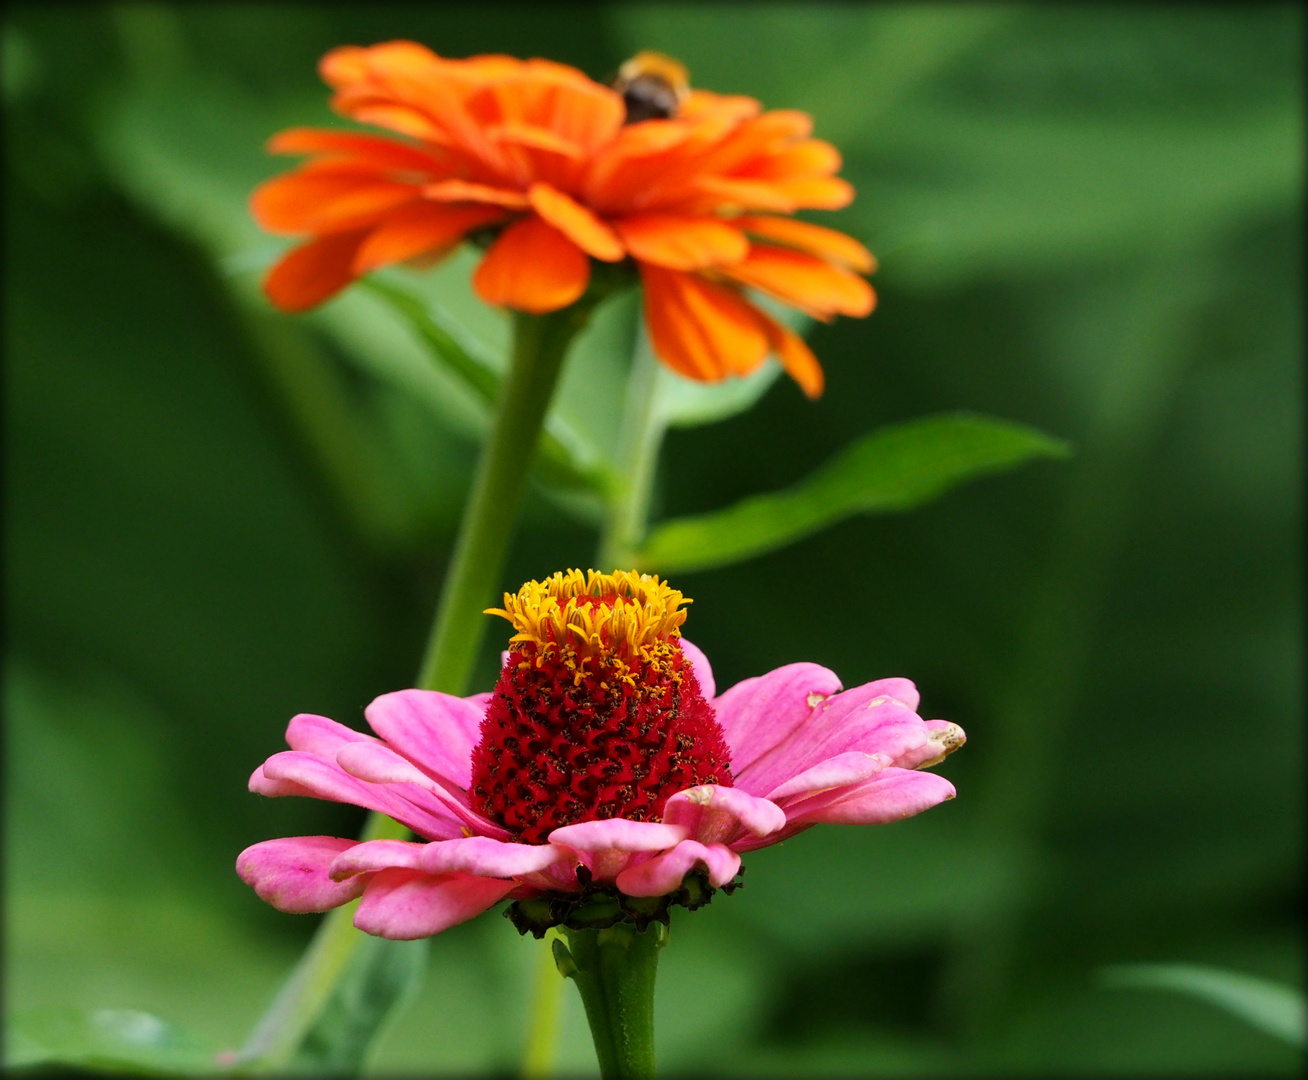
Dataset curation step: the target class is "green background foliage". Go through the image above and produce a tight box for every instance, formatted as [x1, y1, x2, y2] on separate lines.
[4, 3, 1302, 1075]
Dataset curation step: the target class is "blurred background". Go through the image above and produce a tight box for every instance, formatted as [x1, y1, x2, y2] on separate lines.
[4, 3, 1302, 1075]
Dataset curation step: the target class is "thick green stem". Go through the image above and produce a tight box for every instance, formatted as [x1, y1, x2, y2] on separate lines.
[240, 304, 593, 1073]
[555, 924, 665, 1080]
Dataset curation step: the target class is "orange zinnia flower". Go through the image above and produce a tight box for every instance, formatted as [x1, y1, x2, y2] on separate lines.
[251, 45, 876, 398]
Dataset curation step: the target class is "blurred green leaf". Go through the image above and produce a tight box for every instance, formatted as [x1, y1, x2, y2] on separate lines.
[286, 936, 428, 1074]
[653, 358, 783, 429]
[635, 413, 1071, 573]
[1100, 964, 1305, 1048]
[6, 1007, 221, 1075]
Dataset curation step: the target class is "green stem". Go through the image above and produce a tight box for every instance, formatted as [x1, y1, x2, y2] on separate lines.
[239, 303, 594, 1072]
[597, 336, 666, 571]
[555, 924, 665, 1080]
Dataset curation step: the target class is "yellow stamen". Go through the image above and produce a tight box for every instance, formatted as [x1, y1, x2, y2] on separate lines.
[486, 569, 689, 662]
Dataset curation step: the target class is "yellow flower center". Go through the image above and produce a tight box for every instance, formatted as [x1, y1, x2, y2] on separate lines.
[486, 568, 689, 668]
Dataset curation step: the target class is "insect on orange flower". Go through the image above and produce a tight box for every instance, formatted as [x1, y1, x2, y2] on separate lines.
[251, 45, 877, 398]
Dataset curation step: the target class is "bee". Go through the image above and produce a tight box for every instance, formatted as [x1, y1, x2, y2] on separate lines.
[612, 51, 689, 124]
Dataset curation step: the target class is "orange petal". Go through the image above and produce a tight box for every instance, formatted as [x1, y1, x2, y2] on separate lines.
[724, 244, 875, 319]
[320, 41, 441, 88]
[694, 110, 815, 176]
[539, 79, 626, 157]
[472, 216, 590, 313]
[756, 310, 824, 399]
[771, 176, 855, 210]
[527, 183, 624, 262]
[733, 215, 875, 273]
[318, 45, 373, 88]
[327, 45, 512, 175]
[266, 127, 445, 173]
[614, 214, 748, 271]
[353, 203, 505, 274]
[422, 179, 530, 208]
[332, 99, 451, 143]
[678, 90, 762, 124]
[487, 121, 584, 159]
[251, 166, 420, 235]
[743, 140, 842, 180]
[689, 176, 797, 213]
[583, 120, 694, 210]
[263, 230, 369, 313]
[639, 265, 770, 382]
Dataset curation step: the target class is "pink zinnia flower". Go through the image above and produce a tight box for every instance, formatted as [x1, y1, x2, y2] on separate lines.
[237, 571, 964, 939]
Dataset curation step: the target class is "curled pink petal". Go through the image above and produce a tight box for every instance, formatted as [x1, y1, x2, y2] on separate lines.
[353, 868, 516, 939]
[285, 713, 378, 756]
[548, 819, 688, 883]
[364, 689, 484, 789]
[784, 766, 956, 827]
[662, 784, 786, 845]
[237, 836, 366, 913]
[764, 750, 891, 802]
[329, 838, 426, 881]
[418, 835, 567, 878]
[679, 637, 715, 700]
[892, 720, 967, 770]
[547, 819, 688, 852]
[615, 840, 741, 896]
[336, 741, 435, 786]
[333, 742, 510, 840]
[252, 750, 466, 840]
[713, 662, 843, 782]
[738, 681, 929, 796]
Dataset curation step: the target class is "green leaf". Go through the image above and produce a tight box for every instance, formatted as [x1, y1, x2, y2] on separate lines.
[288, 936, 430, 1074]
[634, 413, 1071, 573]
[358, 278, 617, 500]
[1100, 964, 1305, 1048]
[6, 1008, 222, 1075]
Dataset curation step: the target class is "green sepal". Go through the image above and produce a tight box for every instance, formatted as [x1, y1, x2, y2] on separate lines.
[504, 867, 744, 937]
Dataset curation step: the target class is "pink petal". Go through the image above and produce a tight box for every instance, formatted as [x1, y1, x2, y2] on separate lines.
[284, 713, 378, 756]
[237, 836, 366, 913]
[548, 819, 688, 884]
[737, 681, 930, 797]
[255, 751, 375, 802]
[329, 838, 426, 881]
[252, 751, 465, 841]
[892, 720, 967, 770]
[713, 662, 843, 783]
[679, 637, 715, 700]
[615, 840, 741, 896]
[336, 741, 437, 786]
[364, 689, 484, 790]
[661, 784, 786, 845]
[332, 742, 510, 840]
[418, 836, 567, 878]
[353, 868, 516, 939]
[763, 750, 891, 802]
[784, 767, 956, 827]
[548, 819, 688, 852]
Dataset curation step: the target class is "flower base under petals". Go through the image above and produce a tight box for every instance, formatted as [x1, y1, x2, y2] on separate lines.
[505, 865, 742, 938]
